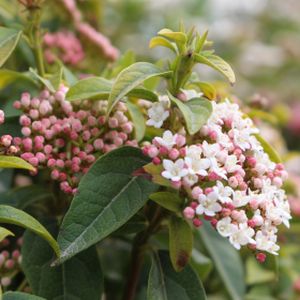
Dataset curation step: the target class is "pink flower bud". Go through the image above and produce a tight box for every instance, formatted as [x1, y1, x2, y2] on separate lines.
[20, 115, 31, 126]
[253, 178, 263, 189]
[175, 134, 186, 147]
[273, 177, 283, 188]
[5, 259, 15, 269]
[13, 100, 21, 109]
[51, 169, 60, 180]
[148, 146, 159, 158]
[108, 117, 118, 128]
[21, 127, 31, 137]
[183, 207, 195, 219]
[168, 148, 180, 160]
[256, 252, 266, 263]
[121, 122, 133, 134]
[1, 277, 11, 287]
[228, 176, 239, 188]
[193, 219, 203, 228]
[93, 139, 104, 150]
[152, 157, 161, 165]
[192, 186, 203, 199]
[20, 92, 31, 107]
[1, 135, 12, 147]
[36, 152, 46, 163]
[171, 180, 181, 189]
[29, 109, 39, 119]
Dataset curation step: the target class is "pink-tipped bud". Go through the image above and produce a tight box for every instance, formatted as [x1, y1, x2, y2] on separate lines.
[228, 176, 239, 188]
[1, 135, 12, 147]
[183, 207, 195, 219]
[273, 177, 283, 188]
[191, 186, 202, 199]
[168, 148, 180, 160]
[21, 127, 31, 137]
[1, 277, 11, 287]
[256, 252, 266, 263]
[19, 115, 31, 126]
[5, 259, 15, 269]
[108, 117, 119, 128]
[171, 180, 181, 189]
[175, 134, 186, 147]
[210, 218, 218, 227]
[193, 218, 203, 228]
[148, 146, 159, 158]
[247, 156, 257, 168]
[152, 157, 161, 165]
[247, 219, 257, 228]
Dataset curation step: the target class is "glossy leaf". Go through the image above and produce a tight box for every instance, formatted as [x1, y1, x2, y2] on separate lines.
[0, 156, 35, 171]
[168, 92, 212, 135]
[66, 76, 112, 101]
[194, 53, 235, 84]
[57, 146, 158, 264]
[149, 36, 177, 53]
[22, 224, 103, 300]
[0, 205, 60, 256]
[0, 27, 22, 67]
[147, 250, 207, 300]
[128, 88, 158, 102]
[126, 101, 146, 141]
[198, 221, 245, 300]
[0, 226, 14, 242]
[107, 62, 172, 115]
[62, 65, 78, 85]
[149, 191, 182, 212]
[3, 292, 45, 300]
[169, 216, 193, 272]
[254, 134, 281, 163]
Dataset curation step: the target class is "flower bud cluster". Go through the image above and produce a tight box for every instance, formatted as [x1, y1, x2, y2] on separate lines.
[0, 237, 22, 289]
[144, 97, 291, 258]
[2, 85, 136, 194]
[43, 31, 85, 66]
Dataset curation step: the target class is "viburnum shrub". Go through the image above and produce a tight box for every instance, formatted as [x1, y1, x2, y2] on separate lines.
[0, 1, 292, 299]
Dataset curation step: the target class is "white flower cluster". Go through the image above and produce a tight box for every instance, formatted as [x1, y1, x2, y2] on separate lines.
[144, 95, 291, 256]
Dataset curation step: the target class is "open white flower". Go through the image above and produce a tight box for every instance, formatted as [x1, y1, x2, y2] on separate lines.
[214, 181, 233, 203]
[146, 101, 169, 128]
[154, 130, 177, 149]
[185, 157, 210, 177]
[229, 223, 256, 250]
[162, 159, 188, 181]
[186, 145, 202, 160]
[196, 191, 222, 216]
[217, 217, 236, 237]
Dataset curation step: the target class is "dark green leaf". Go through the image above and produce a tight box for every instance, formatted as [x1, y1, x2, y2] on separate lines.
[168, 92, 212, 135]
[149, 191, 182, 212]
[22, 223, 103, 300]
[57, 146, 158, 264]
[0, 205, 60, 256]
[198, 221, 245, 300]
[147, 250, 207, 300]
[169, 216, 193, 272]
[107, 62, 172, 115]
[0, 27, 22, 67]
[190, 249, 212, 281]
[126, 101, 146, 141]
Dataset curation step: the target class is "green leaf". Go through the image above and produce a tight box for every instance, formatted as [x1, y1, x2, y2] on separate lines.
[107, 62, 172, 115]
[128, 88, 158, 102]
[195, 31, 208, 53]
[157, 29, 187, 52]
[168, 92, 212, 135]
[190, 249, 212, 281]
[48, 67, 63, 91]
[147, 250, 207, 300]
[188, 81, 216, 100]
[149, 36, 177, 53]
[62, 65, 78, 85]
[0, 156, 35, 171]
[3, 292, 45, 300]
[126, 101, 146, 141]
[169, 216, 193, 272]
[22, 222, 103, 300]
[29, 68, 55, 93]
[66, 76, 112, 101]
[57, 146, 158, 264]
[247, 109, 278, 125]
[0, 205, 60, 256]
[0, 69, 37, 89]
[198, 221, 245, 300]
[143, 163, 172, 187]
[254, 134, 281, 163]
[194, 53, 236, 84]
[149, 191, 182, 212]
[0, 226, 14, 242]
[0, 27, 22, 67]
